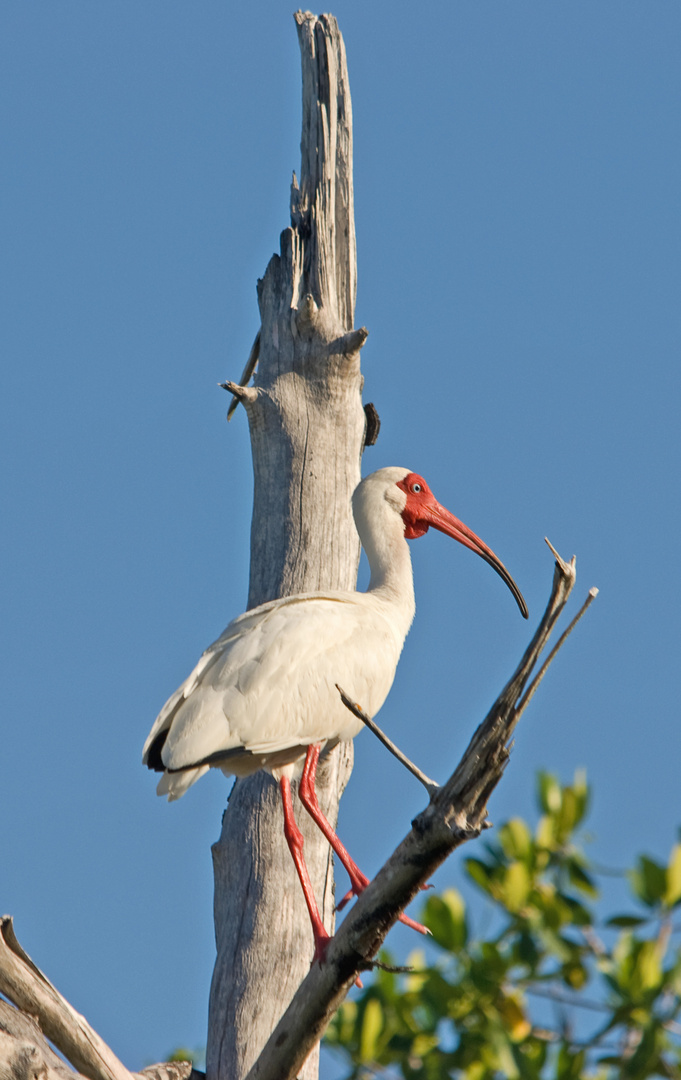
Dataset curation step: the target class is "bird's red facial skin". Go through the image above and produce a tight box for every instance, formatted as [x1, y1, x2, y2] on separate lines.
[397, 473, 432, 539]
[396, 470, 529, 618]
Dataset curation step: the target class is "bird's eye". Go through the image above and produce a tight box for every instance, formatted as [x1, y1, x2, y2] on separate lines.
[411, 483, 422, 493]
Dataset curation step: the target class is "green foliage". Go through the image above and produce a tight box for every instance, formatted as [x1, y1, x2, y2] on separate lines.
[325, 772, 681, 1079]
[166, 1047, 201, 1065]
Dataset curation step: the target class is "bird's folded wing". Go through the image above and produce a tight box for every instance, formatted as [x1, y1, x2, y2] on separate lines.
[151, 595, 399, 772]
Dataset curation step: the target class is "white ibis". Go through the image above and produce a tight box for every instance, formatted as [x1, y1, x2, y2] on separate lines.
[143, 467, 527, 960]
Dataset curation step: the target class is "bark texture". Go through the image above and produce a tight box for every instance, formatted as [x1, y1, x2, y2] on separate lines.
[207, 14, 367, 1080]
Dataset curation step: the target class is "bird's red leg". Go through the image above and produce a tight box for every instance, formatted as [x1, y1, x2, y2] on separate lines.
[280, 775, 330, 964]
[299, 745, 429, 937]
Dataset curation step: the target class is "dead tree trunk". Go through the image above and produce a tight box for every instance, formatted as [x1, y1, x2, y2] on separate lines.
[206, 14, 367, 1080]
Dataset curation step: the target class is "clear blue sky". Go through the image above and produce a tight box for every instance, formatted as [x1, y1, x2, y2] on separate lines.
[2, 3, 679, 1076]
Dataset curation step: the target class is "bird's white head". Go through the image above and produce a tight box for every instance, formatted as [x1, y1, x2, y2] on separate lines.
[353, 467, 528, 618]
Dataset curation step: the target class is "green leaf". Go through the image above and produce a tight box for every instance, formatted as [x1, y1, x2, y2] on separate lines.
[465, 857, 495, 894]
[167, 1048, 198, 1064]
[404, 948, 428, 993]
[496, 992, 532, 1042]
[536, 927, 575, 963]
[629, 855, 668, 907]
[516, 932, 541, 969]
[563, 961, 588, 989]
[423, 888, 467, 950]
[556, 1043, 586, 1079]
[634, 940, 663, 993]
[556, 892, 592, 927]
[498, 819, 533, 862]
[571, 767, 590, 826]
[535, 814, 556, 851]
[483, 1024, 520, 1078]
[325, 1000, 358, 1050]
[558, 787, 579, 836]
[536, 772, 561, 814]
[566, 859, 599, 899]
[606, 914, 649, 928]
[358, 997, 383, 1062]
[421, 967, 458, 1016]
[502, 861, 532, 913]
[664, 843, 681, 906]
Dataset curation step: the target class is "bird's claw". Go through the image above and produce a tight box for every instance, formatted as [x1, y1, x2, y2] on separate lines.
[336, 887, 355, 912]
[398, 913, 431, 937]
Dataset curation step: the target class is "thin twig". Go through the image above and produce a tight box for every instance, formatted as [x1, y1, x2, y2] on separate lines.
[524, 985, 611, 1014]
[336, 685, 440, 795]
[515, 586, 598, 720]
[366, 960, 413, 975]
[224, 330, 260, 419]
[218, 381, 258, 406]
[581, 925, 608, 958]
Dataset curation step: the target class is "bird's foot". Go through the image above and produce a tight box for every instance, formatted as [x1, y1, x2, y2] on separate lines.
[336, 887, 354, 912]
[336, 876, 369, 912]
[336, 880, 430, 937]
[338, 880, 432, 908]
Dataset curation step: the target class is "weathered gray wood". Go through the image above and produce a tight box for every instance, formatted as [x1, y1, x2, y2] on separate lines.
[0, 1031, 49, 1080]
[0, 955, 198, 1080]
[245, 553, 598, 1080]
[137, 1065, 195, 1080]
[206, 13, 366, 1080]
[0, 1000, 80, 1080]
[0, 919, 135, 1080]
[0, 921, 203, 1080]
[244, 11, 365, 610]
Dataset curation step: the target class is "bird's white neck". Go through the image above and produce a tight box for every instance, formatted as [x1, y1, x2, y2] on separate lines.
[355, 499, 416, 640]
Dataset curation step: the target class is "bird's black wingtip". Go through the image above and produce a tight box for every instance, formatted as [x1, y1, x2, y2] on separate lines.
[145, 730, 168, 773]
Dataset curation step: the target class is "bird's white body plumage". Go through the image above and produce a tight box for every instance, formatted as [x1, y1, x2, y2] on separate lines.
[143, 468, 416, 799]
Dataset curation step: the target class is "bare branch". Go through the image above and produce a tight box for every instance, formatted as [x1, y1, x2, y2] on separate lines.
[225, 330, 260, 420]
[515, 585, 598, 719]
[245, 546, 597, 1080]
[138, 1065, 196, 1080]
[0, 954, 199, 1080]
[336, 685, 439, 796]
[0, 999, 81, 1080]
[218, 381, 259, 407]
[338, 327, 368, 356]
[0, 918, 135, 1080]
